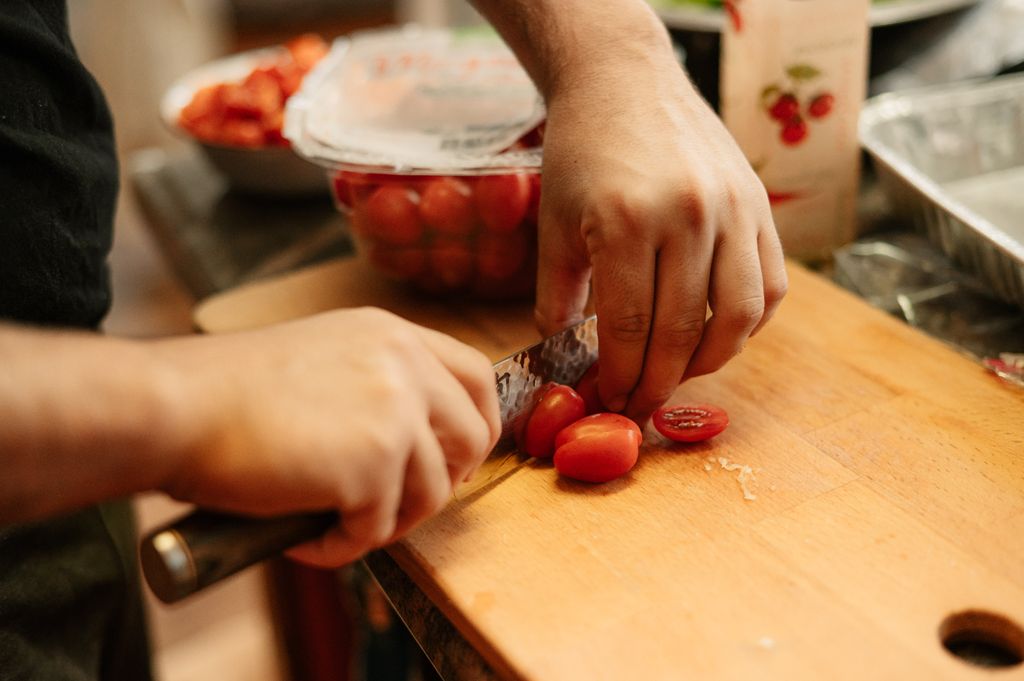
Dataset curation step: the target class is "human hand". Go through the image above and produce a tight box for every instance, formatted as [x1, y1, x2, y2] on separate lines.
[152, 308, 500, 568]
[534, 30, 787, 421]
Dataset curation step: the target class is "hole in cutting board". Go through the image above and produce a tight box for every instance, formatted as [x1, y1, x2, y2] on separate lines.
[939, 610, 1024, 669]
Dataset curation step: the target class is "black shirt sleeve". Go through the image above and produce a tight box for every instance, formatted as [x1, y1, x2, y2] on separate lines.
[0, 0, 117, 329]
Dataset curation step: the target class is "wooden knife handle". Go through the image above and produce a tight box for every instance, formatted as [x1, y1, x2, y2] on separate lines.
[139, 509, 337, 603]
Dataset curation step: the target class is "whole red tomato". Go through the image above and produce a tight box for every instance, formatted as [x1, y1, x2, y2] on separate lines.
[522, 384, 586, 458]
[573, 361, 604, 415]
[475, 173, 531, 233]
[553, 413, 642, 483]
[653, 404, 729, 443]
[362, 185, 424, 246]
[368, 246, 427, 280]
[419, 177, 477, 237]
[477, 230, 528, 281]
[428, 237, 475, 289]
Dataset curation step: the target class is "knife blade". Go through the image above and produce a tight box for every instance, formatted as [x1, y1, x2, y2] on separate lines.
[140, 315, 598, 603]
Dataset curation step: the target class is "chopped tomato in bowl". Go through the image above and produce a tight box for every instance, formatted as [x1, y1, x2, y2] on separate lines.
[162, 34, 329, 195]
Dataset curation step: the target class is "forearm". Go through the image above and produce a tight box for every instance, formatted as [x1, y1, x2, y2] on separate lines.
[468, 0, 677, 99]
[0, 323, 189, 523]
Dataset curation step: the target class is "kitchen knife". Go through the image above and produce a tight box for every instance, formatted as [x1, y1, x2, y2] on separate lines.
[140, 315, 598, 603]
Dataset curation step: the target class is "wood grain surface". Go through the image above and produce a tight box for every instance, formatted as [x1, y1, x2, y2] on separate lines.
[195, 257, 1024, 680]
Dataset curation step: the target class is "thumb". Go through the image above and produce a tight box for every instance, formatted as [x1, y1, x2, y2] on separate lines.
[534, 211, 591, 337]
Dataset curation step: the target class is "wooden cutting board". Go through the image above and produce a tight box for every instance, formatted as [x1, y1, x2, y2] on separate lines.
[195, 257, 1024, 680]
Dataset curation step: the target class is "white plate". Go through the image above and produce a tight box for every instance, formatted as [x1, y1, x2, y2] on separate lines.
[655, 0, 981, 32]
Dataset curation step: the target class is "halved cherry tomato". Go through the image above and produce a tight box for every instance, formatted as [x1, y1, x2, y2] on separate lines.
[362, 185, 423, 246]
[573, 361, 603, 415]
[553, 413, 641, 483]
[419, 177, 477, 237]
[475, 173, 531, 233]
[653, 404, 729, 443]
[522, 384, 586, 458]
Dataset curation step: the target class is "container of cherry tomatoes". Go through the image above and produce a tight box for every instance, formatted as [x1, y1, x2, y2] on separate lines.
[331, 164, 541, 298]
[285, 26, 547, 298]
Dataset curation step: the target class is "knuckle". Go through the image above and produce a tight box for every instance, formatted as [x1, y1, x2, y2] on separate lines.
[657, 316, 706, 352]
[672, 185, 709, 230]
[607, 312, 653, 345]
[765, 275, 789, 306]
[721, 295, 765, 331]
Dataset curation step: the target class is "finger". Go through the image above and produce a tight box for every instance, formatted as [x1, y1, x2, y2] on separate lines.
[589, 229, 657, 413]
[389, 421, 452, 541]
[624, 235, 712, 421]
[286, 492, 400, 569]
[683, 227, 765, 379]
[413, 327, 501, 456]
[534, 211, 592, 337]
[286, 451, 406, 568]
[750, 224, 788, 337]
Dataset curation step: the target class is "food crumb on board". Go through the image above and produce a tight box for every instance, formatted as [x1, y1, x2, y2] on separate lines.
[703, 459, 714, 472]
[757, 636, 776, 650]
[711, 456, 758, 501]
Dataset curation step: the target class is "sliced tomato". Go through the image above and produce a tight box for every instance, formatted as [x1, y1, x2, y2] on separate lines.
[419, 177, 477, 237]
[475, 173, 531, 233]
[522, 384, 586, 458]
[653, 404, 729, 443]
[553, 413, 641, 483]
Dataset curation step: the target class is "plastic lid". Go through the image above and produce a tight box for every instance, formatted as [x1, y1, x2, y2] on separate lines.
[285, 25, 545, 174]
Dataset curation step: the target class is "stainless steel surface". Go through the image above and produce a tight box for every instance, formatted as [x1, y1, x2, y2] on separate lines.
[859, 73, 1024, 309]
[654, 0, 981, 31]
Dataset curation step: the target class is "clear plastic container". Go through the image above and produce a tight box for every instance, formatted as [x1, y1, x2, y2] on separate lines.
[285, 26, 547, 298]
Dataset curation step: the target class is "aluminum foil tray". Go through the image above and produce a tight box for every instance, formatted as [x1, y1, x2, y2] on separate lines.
[859, 73, 1024, 309]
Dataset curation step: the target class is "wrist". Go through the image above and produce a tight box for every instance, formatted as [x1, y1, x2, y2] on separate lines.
[541, 3, 677, 101]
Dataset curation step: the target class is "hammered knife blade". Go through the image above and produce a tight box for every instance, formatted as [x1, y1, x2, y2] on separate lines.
[140, 316, 599, 603]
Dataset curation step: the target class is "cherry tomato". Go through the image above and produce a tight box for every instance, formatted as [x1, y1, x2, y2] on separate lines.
[477, 230, 528, 281]
[429, 237, 475, 289]
[522, 384, 586, 458]
[553, 413, 642, 483]
[368, 246, 427, 280]
[363, 185, 424, 246]
[525, 173, 541, 224]
[419, 177, 477, 237]
[554, 412, 642, 450]
[573, 361, 603, 415]
[475, 173, 531, 233]
[653, 404, 729, 443]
